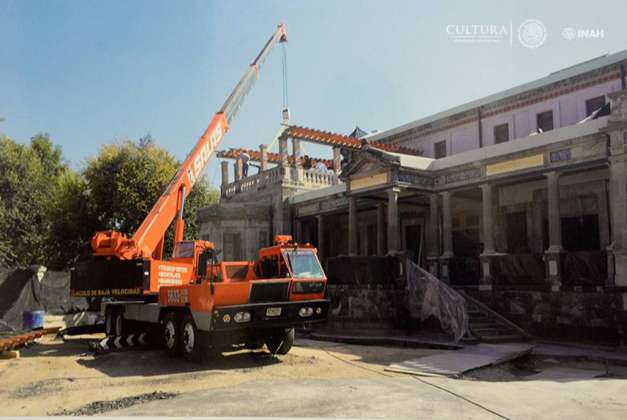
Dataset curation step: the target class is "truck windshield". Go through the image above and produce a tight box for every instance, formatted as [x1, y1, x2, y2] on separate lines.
[283, 250, 325, 279]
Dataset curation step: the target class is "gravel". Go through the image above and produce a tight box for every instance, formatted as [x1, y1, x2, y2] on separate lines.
[52, 391, 177, 416]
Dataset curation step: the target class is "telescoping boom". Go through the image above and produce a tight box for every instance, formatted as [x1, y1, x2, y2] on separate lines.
[91, 24, 289, 261]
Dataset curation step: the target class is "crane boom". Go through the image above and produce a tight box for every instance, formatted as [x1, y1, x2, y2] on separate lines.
[92, 24, 288, 259]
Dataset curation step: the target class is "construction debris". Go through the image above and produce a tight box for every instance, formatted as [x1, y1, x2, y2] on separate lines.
[0, 327, 60, 353]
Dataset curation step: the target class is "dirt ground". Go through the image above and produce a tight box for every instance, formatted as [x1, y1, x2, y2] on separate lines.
[0, 334, 435, 416]
[1, 333, 627, 418]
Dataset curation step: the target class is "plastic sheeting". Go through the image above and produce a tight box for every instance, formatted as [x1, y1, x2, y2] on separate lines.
[405, 260, 468, 342]
[0, 267, 88, 332]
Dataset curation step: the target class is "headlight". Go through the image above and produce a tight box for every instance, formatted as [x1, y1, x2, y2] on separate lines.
[234, 311, 251, 323]
[298, 307, 314, 317]
[222, 314, 231, 323]
[315, 307, 322, 315]
[292, 281, 325, 294]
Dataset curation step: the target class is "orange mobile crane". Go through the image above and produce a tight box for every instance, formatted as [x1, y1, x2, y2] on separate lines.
[70, 24, 329, 360]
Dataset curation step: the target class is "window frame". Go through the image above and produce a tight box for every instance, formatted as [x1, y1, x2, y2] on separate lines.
[493, 123, 510, 144]
[585, 95, 606, 117]
[434, 140, 447, 159]
[536, 110, 554, 132]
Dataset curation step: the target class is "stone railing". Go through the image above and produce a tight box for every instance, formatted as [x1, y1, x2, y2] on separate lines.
[299, 168, 339, 186]
[221, 166, 283, 198]
[222, 165, 340, 198]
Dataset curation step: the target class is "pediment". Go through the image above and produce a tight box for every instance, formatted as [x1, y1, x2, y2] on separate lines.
[341, 149, 398, 181]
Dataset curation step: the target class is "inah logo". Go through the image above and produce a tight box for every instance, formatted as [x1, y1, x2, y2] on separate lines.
[562, 27, 605, 40]
[562, 27, 577, 41]
[518, 19, 547, 49]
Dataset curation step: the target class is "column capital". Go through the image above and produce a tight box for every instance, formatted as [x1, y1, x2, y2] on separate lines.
[544, 170, 561, 180]
[440, 190, 452, 200]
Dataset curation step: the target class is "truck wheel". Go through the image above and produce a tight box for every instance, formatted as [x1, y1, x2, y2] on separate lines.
[265, 328, 295, 355]
[162, 312, 181, 357]
[181, 313, 202, 362]
[113, 308, 124, 337]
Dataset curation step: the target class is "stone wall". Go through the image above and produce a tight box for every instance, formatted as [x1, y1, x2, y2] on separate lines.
[469, 289, 622, 344]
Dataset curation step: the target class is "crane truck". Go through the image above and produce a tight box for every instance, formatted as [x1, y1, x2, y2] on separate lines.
[70, 24, 329, 361]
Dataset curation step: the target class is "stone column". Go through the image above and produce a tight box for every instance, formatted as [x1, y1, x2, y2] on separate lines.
[441, 191, 454, 258]
[376, 203, 385, 256]
[603, 89, 627, 344]
[479, 184, 496, 291]
[259, 144, 268, 171]
[292, 138, 301, 167]
[234, 159, 242, 182]
[292, 138, 301, 183]
[333, 147, 342, 175]
[279, 136, 289, 169]
[220, 161, 229, 187]
[348, 196, 358, 255]
[316, 215, 325, 261]
[427, 194, 440, 276]
[545, 171, 563, 291]
[440, 191, 454, 283]
[387, 188, 400, 253]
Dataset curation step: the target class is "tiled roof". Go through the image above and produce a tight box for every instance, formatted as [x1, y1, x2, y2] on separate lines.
[284, 125, 420, 155]
[217, 148, 335, 168]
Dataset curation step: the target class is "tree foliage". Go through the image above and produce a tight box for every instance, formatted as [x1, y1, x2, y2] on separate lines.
[0, 134, 218, 269]
[80, 139, 217, 257]
[0, 134, 67, 267]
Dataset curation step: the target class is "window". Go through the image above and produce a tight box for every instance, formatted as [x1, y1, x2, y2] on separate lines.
[223, 233, 242, 260]
[283, 250, 325, 279]
[172, 241, 195, 259]
[434, 140, 447, 159]
[585, 96, 606, 117]
[536, 110, 554, 132]
[494, 123, 509, 144]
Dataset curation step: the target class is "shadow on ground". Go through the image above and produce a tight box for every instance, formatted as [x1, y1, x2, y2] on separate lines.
[20, 335, 283, 377]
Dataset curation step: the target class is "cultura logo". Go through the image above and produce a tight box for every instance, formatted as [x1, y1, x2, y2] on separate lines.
[445, 19, 548, 49]
[518, 19, 547, 49]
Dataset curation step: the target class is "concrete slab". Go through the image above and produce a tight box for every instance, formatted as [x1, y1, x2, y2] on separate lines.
[106, 378, 493, 418]
[386, 343, 534, 378]
[526, 367, 604, 382]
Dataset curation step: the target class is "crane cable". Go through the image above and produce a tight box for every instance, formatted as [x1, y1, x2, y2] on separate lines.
[282, 41, 289, 110]
[268, 42, 290, 153]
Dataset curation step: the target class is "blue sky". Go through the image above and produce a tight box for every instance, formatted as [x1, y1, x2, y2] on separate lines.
[2, 0, 626, 187]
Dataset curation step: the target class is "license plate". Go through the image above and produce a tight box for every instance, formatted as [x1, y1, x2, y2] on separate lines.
[266, 307, 282, 317]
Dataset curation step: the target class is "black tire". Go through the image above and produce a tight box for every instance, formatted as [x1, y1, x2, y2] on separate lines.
[113, 307, 125, 337]
[162, 311, 182, 357]
[265, 328, 295, 355]
[181, 312, 202, 362]
[104, 306, 115, 337]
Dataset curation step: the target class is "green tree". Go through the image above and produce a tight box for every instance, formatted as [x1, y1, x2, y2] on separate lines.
[47, 171, 97, 267]
[1, 134, 218, 268]
[80, 139, 217, 257]
[0, 134, 67, 268]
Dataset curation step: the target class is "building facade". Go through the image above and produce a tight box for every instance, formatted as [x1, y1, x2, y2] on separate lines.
[200, 50, 627, 343]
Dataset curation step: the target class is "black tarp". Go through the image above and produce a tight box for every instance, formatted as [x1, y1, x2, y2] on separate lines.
[0, 267, 88, 332]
